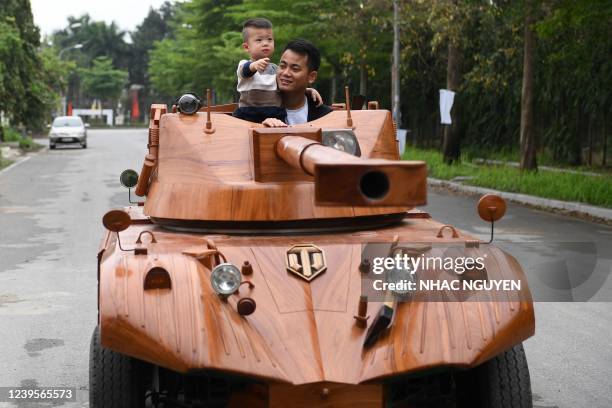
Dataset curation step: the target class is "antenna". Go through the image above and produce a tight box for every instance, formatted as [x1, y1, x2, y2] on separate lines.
[204, 88, 215, 134]
[345, 86, 353, 128]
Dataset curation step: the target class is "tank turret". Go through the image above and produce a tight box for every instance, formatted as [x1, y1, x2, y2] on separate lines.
[134, 101, 427, 230]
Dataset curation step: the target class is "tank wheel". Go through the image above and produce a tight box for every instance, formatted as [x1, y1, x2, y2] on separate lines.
[456, 343, 532, 408]
[89, 326, 147, 408]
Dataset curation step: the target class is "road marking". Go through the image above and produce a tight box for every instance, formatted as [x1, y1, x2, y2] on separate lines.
[0, 156, 32, 176]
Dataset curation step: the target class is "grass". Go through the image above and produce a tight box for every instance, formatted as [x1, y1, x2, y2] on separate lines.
[0, 151, 13, 170]
[1, 126, 44, 152]
[403, 147, 612, 209]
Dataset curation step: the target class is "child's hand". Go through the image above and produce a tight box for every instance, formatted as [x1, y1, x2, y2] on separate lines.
[250, 58, 270, 73]
[306, 87, 323, 106]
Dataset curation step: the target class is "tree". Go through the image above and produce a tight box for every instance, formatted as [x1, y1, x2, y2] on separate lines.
[80, 57, 128, 106]
[0, 0, 46, 133]
[52, 15, 129, 69]
[519, 0, 537, 171]
[129, 3, 176, 87]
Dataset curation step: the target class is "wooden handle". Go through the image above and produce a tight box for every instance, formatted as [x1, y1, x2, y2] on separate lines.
[135, 154, 156, 197]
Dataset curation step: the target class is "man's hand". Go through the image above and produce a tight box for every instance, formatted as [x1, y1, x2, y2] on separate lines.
[250, 58, 270, 73]
[262, 118, 287, 127]
[306, 87, 323, 106]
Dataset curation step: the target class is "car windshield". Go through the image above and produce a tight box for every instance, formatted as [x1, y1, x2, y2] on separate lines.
[52, 117, 83, 127]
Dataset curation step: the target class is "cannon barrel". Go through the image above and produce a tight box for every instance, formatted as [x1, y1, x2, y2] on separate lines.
[275, 135, 427, 207]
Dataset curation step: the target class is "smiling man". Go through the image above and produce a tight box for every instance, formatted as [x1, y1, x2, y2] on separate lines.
[262, 39, 332, 127]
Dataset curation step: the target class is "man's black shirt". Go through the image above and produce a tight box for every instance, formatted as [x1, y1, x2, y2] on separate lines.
[307, 97, 333, 122]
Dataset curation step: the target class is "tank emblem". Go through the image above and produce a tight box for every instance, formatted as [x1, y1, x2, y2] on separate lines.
[286, 244, 327, 282]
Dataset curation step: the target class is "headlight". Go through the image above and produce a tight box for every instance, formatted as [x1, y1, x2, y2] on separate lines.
[322, 129, 361, 156]
[210, 263, 241, 295]
[176, 93, 202, 115]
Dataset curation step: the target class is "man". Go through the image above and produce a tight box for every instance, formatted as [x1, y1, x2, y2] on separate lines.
[262, 39, 332, 127]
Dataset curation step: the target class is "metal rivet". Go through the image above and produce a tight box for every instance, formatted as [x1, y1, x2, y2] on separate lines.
[237, 297, 256, 316]
[241, 261, 253, 275]
[359, 258, 371, 274]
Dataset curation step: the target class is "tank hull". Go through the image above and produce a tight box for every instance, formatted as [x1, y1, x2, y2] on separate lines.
[98, 207, 535, 387]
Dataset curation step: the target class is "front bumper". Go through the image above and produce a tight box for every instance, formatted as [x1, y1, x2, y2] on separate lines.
[50, 135, 86, 144]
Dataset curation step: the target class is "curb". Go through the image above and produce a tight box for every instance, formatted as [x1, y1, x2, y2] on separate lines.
[0, 141, 46, 176]
[428, 178, 612, 223]
[0, 155, 32, 175]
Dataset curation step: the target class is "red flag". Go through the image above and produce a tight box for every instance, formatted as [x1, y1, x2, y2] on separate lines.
[131, 91, 140, 120]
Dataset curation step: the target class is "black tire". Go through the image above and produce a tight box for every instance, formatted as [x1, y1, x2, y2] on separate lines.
[49, 144, 56, 150]
[89, 326, 147, 408]
[456, 343, 532, 408]
[82, 143, 87, 149]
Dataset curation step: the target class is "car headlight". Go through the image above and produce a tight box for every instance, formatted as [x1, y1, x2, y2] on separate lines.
[322, 129, 361, 156]
[176, 93, 202, 115]
[210, 263, 241, 295]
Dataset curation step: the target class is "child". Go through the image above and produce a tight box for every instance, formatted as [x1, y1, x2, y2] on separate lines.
[233, 18, 321, 123]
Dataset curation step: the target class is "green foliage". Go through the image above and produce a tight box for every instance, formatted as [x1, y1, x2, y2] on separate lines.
[80, 57, 128, 104]
[1, 126, 23, 142]
[0, 0, 47, 131]
[129, 3, 176, 86]
[52, 15, 128, 70]
[403, 147, 612, 208]
[18, 136, 35, 149]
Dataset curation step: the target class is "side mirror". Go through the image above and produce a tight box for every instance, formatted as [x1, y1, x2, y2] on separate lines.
[85, 123, 90, 128]
[119, 169, 139, 188]
[102, 210, 140, 253]
[46, 124, 51, 129]
[477, 194, 506, 222]
[477, 194, 506, 243]
[102, 210, 131, 232]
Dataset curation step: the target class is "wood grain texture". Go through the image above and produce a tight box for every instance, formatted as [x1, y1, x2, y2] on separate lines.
[99, 206, 535, 385]
[143, 110, 418, 222]
[135, 154, 155, 197]
[252, 128, 322, 182]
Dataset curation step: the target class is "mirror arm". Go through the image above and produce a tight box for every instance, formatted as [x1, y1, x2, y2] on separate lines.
[128, 188, 144, 205]
[488, 219, 495, 244]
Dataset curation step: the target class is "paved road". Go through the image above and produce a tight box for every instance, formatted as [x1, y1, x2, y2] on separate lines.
[0, 129, 611, 407]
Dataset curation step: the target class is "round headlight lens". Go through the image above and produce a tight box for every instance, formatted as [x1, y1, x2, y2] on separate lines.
[322, 130, 360, 156]
[177, 93, 202, 115]
[210, 263, 241, 295]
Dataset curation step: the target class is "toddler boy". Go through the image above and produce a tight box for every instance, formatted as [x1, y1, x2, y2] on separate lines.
[233, 18, 285, 123]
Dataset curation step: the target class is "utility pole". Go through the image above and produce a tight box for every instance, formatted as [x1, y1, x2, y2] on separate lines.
[58, 43, 83, 116]
[392, 0, 401, 127]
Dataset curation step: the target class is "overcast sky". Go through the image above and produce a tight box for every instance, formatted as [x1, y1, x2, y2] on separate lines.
[31, 0, 172, 38]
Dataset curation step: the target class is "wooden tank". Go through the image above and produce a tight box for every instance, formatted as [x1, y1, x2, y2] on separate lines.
[93, 100, 535, 407]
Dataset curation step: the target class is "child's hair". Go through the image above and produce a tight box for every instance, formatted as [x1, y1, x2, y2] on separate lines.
[242, 18, 273, 42]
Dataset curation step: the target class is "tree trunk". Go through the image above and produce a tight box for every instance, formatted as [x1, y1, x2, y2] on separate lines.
[519, 1, 537, 171]
[603, 111, 608, 166]
[442, 38, 461, 164]
[359, 60, 367, 97]
[331, 71, 337, 104]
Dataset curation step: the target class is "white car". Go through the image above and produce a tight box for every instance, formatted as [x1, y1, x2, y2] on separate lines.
[49, 116, 88, 149]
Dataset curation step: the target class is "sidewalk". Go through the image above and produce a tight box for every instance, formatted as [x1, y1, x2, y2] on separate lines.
[429, 178, 612, 223]
[0, 139, 45, 174]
